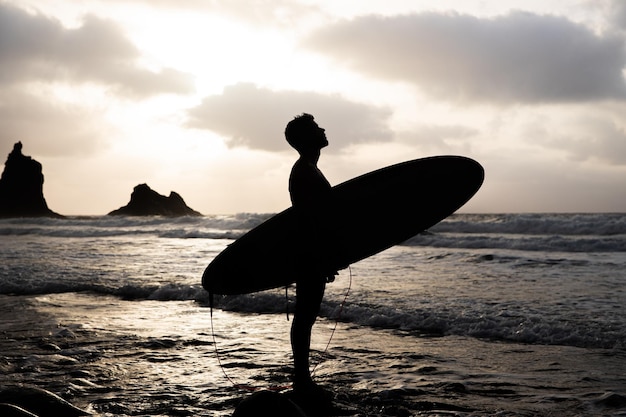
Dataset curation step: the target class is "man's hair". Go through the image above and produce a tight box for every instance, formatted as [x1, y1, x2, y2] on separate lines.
[285, 113, 315, 151]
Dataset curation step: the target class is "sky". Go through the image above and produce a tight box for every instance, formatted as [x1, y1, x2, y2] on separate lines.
[1, 0, 626, 215]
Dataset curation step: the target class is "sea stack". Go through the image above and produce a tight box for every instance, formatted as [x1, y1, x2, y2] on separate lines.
[0, 142, 62, 218]
[108, 183, 201, 216]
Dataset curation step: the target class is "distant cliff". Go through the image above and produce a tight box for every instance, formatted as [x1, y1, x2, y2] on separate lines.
[0, 142, 62, 218]
[108, 183, 201, 216]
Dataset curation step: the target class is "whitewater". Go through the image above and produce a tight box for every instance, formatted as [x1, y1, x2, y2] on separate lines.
[1, 213, 625, 416]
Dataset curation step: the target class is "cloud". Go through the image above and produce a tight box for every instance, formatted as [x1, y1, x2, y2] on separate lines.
[186, 83, 393, 152]
[0, 88, 107, 157]
[547, 116, 626, 165]
[0, 3, 194, 97]
[604, 0, 626, 31]
[397, 125, 478, 152]
[95, 0, 323, 27]
[302, 11, 626, 104]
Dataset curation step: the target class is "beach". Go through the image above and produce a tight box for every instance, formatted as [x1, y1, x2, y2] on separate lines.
[1, 213, 625, 416]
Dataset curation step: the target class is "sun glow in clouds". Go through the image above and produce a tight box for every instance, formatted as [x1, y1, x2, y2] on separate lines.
[2, 0, 626, 214]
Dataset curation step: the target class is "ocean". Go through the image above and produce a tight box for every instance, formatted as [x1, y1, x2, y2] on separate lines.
[1, 213, 625, 416]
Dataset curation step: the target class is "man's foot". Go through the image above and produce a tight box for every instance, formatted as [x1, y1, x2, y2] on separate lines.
[288, 385, 358, 416]
[294, 381, 333, 400]
[289, 381, 334, 414]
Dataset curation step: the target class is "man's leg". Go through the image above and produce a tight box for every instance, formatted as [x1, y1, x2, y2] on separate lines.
[291, 275, 325, 391]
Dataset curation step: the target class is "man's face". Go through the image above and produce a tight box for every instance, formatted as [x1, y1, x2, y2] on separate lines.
[308, 121, 328, 149]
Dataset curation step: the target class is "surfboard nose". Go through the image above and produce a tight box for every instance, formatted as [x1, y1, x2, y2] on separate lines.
[458, 156, 485, 193]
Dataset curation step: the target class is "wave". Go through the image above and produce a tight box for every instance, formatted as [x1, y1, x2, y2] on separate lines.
[403, 232, 626, 252]
[320, 299, 625, 351]
[432, 213, 626, 236]
[0, 213, 270, 239]
[1, 213, 624, 252]
[209, 292, 625, 351]
[3, 279, 622, 351]
[403, 213, 626, 252]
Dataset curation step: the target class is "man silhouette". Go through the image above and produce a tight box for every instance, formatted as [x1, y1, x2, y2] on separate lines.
[285, 113, 336, 404]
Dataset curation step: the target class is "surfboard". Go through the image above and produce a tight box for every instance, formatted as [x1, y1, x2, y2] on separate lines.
[202, 156, 484, 295]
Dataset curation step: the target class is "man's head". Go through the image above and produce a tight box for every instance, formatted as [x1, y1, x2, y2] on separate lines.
[285, 113, 328, 154]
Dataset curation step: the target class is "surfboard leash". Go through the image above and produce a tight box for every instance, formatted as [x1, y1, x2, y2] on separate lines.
[311, 265, 352, 377]
[209, 266, 353, 392]
[209, 294, 294, 392]
[209, 304, 292, 392]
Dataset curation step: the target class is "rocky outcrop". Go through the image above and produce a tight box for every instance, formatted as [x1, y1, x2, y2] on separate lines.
[108, 183, 201, 216]
[0, 142, 62, 218]
[0, 385, 89, 416]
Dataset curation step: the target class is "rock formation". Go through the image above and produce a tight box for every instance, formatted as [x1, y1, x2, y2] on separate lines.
[0, 385, 89, 417]
[0, 142, 62, 218]
[108, 183, 201, 216]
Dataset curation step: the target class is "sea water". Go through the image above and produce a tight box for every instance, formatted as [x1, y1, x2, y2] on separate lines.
[1, 213, 625, 416]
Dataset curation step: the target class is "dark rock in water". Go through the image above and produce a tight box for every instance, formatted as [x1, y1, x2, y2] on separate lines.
[594, 392, 626, 408]
[0, 403, 39, 417]
[0, 142, 62, 218]
[233, 391, 306, 417]
[0, 385, 89, 416]
[108, 183, 201, 216]
[232, 389, 360, 417]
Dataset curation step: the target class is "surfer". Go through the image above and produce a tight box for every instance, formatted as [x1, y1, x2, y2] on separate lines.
[285, 113, 336, 404]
